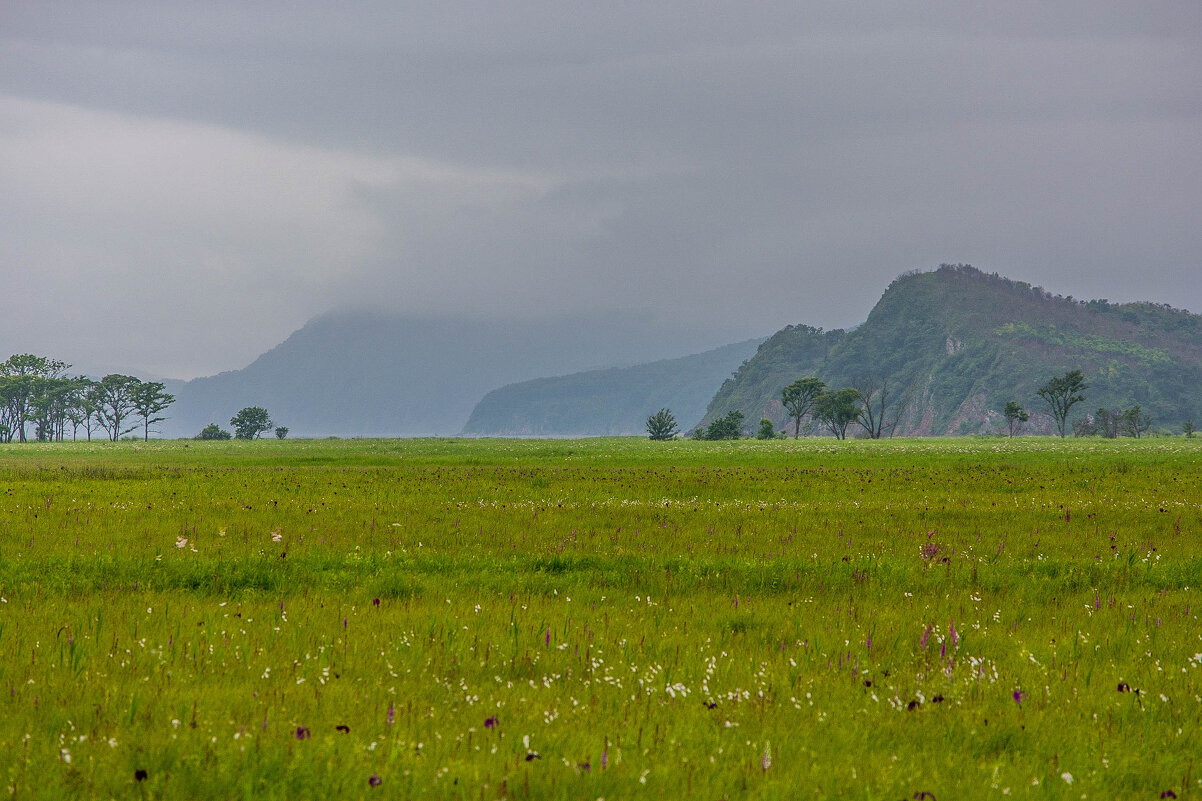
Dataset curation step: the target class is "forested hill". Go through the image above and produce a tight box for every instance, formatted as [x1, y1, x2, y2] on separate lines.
[463, 339, 763, 436]
[701, 264, 1202, 435]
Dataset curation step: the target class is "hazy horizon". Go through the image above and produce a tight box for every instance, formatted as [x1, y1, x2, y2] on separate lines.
[3, 1, 1199, 379]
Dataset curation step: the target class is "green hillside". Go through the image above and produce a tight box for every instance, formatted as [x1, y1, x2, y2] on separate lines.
[463, 339, 763, 436]
[701, 264, 1202, 435]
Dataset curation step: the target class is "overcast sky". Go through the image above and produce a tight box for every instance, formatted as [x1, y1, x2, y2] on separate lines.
[2, 1, 1200, 378]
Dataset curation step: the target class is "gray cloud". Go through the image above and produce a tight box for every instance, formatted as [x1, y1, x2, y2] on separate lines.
[2, 1, 1200, 377]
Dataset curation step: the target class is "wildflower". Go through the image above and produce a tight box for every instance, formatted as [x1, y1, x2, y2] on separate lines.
[578, 761, 591, 772]
[1012, 690, 1026, 703]
[483, 715, 498, 729]
[1117, 682, 1130, 693]
[368, 774, 382, 788]
[761, 741, 771, 772]
[525, 752, 541, 761]
[948, 619, 959, 647]
[336, 725, 350, 734]
[545, 629, 551, 646]
[295, 726, 311, 740]
[1060, 772, 1073, 784]
[1161, 791, 1179, 799]
[134, 769, 148, 782]
[387, 703, 395, 726]
[175, 537, 187, 549]
[372, 598, 380, 607]
[601, 748, 608, 770]
[271, 530, 283, 543]
[919, 625, 932, 650]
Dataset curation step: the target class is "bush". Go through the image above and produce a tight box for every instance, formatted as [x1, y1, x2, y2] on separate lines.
[756, 418, 776, 439]
[196, 424, 232, 440]
[703, 410, 745, 440]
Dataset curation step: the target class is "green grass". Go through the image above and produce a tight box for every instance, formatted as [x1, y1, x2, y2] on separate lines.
[1, 436, 1200, 799]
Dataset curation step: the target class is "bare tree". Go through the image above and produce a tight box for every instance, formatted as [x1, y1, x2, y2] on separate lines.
[854, 377, 905, 439]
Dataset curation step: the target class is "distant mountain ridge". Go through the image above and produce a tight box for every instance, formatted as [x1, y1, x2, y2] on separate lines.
[160, 311, 763, 438]
[463, 339, 764, 436]
[701, 265, 1202, 435]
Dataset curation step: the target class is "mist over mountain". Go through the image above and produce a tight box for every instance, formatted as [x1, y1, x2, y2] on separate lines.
[701, 265, 1202, 435]
[161, 311, 762, 438]
[463, 339, 763, 436]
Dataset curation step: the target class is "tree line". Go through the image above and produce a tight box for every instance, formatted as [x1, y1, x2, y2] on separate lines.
[0, 354, 174, 442]
[1008, 369, 1166, 439]
[1, 353, 289, 443]
[648, 369, 1193, 441]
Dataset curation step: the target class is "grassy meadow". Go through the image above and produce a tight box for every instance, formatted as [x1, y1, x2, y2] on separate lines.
[1, 436, 1200, 799]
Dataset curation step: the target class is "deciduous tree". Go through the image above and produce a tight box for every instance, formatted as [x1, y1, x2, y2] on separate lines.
[1002, 401, 1029, 437]
[814, 388, 861, 440]
[1037, 370, 1087, 438]
[230, 406, 274, 439]
[91, 374, 142, 442]
[132, 382, 175, 441]
[781, 377, 825, 439]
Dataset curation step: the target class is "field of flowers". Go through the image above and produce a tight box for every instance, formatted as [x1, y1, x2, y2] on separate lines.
[1, 436, 1199, 799]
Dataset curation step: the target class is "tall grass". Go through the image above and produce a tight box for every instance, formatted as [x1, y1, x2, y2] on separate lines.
[0, 437, 1199, 798]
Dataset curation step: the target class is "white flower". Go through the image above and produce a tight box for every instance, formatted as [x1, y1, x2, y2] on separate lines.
[175, 537, 187, 549]
[1060, 772, 1073, 784]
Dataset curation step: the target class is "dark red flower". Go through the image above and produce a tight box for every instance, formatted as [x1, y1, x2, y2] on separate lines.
[295, 726, 311, 740]
[368, 774, 382, 787]
[134, 769, 148, 782]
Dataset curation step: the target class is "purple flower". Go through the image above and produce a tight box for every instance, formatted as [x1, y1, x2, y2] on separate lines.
[919, 625, 932, 650]
[387, 703, 395, 726]
[368, 774, 382, 788]
[1161, 791, 1178, 799]
[336, 724, 350, 733]
[295, 726, 311, 740]
[545, 629, 551, 646]
[948, 619, 959, 647]
[483, 715, 497, 729]
[601, 749, 608, 770]
[372, 598, 380, 607]
[1012, 690, 1026, 704]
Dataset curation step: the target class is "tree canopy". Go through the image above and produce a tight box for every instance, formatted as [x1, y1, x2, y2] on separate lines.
[230, 407, 274, 439]
[1037, 370, 1087, 438]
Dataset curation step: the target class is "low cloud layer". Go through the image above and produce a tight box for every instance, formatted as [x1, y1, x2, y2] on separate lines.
[2, 1, 1199, 378]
